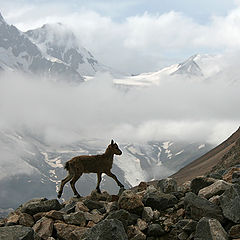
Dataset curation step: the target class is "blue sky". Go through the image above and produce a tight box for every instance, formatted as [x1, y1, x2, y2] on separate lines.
[1, 0, 240, 73]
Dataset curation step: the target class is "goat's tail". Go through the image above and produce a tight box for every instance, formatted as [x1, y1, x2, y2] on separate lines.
[64, 161, 70, 171]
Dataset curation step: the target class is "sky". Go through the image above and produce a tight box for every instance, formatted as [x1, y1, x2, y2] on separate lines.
[1, 0, 240, 73]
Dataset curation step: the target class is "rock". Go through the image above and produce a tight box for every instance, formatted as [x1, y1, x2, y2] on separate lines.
[75, 202, 89, 212]
[21, 199, 61, 215]
[33, 212, 46, 222]
[229, 224, 240, 238]
[178, 231, 188, 240]
[83, 199, 104, 210]
[81, 219, 128, 240]
[190, 177, 216, 194]
[33, 217, 54, 240]
[137, 182, 149, 192]
[137, 218, 148, 231]
[127, 225, 146, 240]
[83, 211, 103, 223]
[219, 184, 240, 223]
[198, 180, 232, 199]
[0, 225, 34, 240]
[177, 208, 185, 217]
[157, 178, 177, 193]
[223, 167, 240, 183]
[19, 213, 35, 227]
[176, 219, 197, 233]
[54, 222, 87, 240]
[142, 191, 178, 211]
[106, 209, 131, 229]
[147, 223, 165, 237]
[208, 195, 220, 205]
[232, 171, 240, 184]
[89, 190, 112, 201]
[184, 192, 223, 222]
[178, 181, 191, 193]
[153, 210, 160, 221]
[194, 217, 228, 240]
[63, 212, 86, 226]
[105, 201, 118, 213]
[118, 190, 144, 215]
[45, 210, 64, 220]
[6, 213, 20, 225]
[142, 207, 154, 222]
[60, 201, 76, 214]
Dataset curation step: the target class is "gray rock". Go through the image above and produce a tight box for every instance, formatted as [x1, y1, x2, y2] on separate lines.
[157, 178, 177, 193]
[106, 209, 131, 230]
[60, 201, 76, 214]
[142, 207, 154, 222]
[232, 171, 240, 184]
[0, 225, 34, 240]
[142, 191, 178, 211]
[184, 192, 223, 222]
[147, 223, 165, 237]
[81, 219, 128, 240]
[198, 180, 232, 199]
[176, 219, 197, 233]
[63, 212, 86, 226]
[219, 184, 240, 223]
[190, 177, 216, 194]
[194, 217, 228, 240]
[33, 217, 54, 240]
[229, 224, 240, 238]
[21, 199, 61, 215]
[83, 199, 104, 210]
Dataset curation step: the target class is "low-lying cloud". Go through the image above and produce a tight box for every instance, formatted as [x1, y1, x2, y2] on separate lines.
[0, 71, 239, 146]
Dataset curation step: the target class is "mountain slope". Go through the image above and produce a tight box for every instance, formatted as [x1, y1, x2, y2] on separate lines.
[171, 127, 240, 184]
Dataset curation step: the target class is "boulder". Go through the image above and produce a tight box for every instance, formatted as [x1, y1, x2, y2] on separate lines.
[60, 201, 76, 214]
[229, 224, 240, 239]
[142, 207, 154, 222]
[75, 202, 89, 212]
[83, 211, 103, 224]
[137, 218, 148, 231]
[147, 223, 165, 237]
[142, 191, 178, 211]
[33, 217, 54, 240]
[176, 219, 197, 233]
[19, 213, 35, 227]
[21, 199, 61, 215]
[83, 199, 104, 210]
[63, 212, 86, 226]
[194, 217, 228, 240]
[232, 171, 240, 184]
[118, 190, 144, 215]
[54, 222, 87, 240]
[127, 225, 146, 240]
[81, 219, 128, 240]
[198, 180, 232, 199]
[106, 209, 131, 229]
[0, 225, 34, 240]
[223, 167, 240, 183]
[89, 190, 112, 201]
[219, 184, 240, 223]
[157, 178, 177, 193]
[45, 210, 64, 220]
[6, 213, 20, 225]
[190, 177, 216, 194]
[184, 192, 223, 222]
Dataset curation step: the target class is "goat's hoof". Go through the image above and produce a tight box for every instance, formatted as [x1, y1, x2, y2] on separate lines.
[96, 189, 101, 194]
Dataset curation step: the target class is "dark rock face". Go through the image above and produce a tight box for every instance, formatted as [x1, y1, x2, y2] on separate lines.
[184, 192, 223, 222]
[142, 191, 178, 211]
[219, 184, 240, 223]
[106, 209, 131, 230]
[83, 199, 104, 210]
[157, 178, 177, 193]
[229, 224, 240, 238]
[194, 217, 228, 240]
[0, 225, 34, 240]
[147, 223, 165, 237]
[190, 177, 216, 194]
[81, 219, 128, 240]
[21, 199, 61, 215]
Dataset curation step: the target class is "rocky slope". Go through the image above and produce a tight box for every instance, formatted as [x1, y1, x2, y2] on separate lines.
[1, 165, 240, 240]
[171, 127, 240, 184]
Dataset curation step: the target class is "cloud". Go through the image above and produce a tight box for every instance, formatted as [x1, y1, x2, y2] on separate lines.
[0, 68, 239, 147]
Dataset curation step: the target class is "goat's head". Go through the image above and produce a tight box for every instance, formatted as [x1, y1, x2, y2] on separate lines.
[108, 139, 122, 155]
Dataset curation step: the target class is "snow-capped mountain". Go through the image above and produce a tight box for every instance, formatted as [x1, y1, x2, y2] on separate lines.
[114, 54, 223, 87]
[25, 23, 109, 77]
[0, 128, 212, 213]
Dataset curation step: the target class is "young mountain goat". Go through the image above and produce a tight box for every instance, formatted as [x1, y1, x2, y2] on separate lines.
[57, 140, 124, 198]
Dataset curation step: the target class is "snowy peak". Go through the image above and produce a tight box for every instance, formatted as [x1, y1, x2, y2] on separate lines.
[0, 12, 5, 23]
[25, 23, 101, 76]
[171, 54, 203, 77]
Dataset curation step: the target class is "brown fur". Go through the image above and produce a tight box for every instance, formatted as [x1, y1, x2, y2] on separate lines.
[58, 140, 124, 198]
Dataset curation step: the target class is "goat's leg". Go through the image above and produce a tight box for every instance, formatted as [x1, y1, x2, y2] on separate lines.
[70, 173, 82, 198]
[58, 174, 73, 198]
[96, 173, 102, 193]
[105, 171, 124, 188]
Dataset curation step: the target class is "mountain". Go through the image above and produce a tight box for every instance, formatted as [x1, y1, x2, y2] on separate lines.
[114, 54, 222, 87]
[171, 127, 240, 184]
[0, 128, 212, 211]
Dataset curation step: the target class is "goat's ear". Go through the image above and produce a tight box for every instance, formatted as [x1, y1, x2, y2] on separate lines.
[111, 139, 114, 145]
